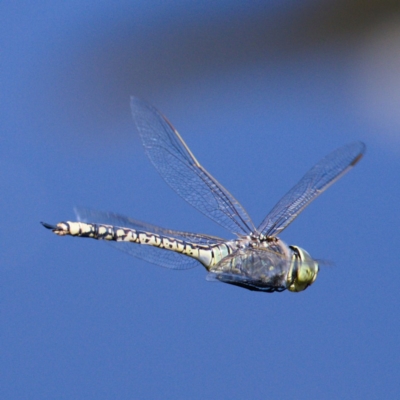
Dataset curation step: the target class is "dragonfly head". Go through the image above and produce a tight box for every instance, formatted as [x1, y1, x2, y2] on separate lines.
[287, 246, 319, 292]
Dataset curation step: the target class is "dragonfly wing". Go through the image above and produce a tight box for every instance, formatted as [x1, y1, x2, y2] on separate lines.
[257, 142, 365, 237]
[131, 97, 255, 235]
[74, 207, 221, 270]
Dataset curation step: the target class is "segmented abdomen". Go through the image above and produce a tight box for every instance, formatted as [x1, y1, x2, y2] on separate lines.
[49, 221, 230, 268]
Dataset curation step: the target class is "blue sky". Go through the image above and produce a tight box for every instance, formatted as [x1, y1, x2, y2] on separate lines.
[2, 1, 400, 399]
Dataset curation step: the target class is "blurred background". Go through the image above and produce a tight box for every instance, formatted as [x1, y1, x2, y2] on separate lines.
[2, 1, 400, 399]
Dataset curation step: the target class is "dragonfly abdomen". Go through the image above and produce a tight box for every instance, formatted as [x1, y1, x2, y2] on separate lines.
[42, 221, 230, 269]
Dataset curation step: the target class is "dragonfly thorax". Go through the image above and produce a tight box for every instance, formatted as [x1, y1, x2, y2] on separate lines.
[207, 238, 319, 293]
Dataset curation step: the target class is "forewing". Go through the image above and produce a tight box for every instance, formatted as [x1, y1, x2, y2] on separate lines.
[258, 142, 365, 237]
[75, 208, 224, 270]
[131, 97, 255, 235]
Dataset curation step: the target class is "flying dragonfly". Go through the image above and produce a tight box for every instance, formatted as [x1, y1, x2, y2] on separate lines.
[42, 97, 365, 293]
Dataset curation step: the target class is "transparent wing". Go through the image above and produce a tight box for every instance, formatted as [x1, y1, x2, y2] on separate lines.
[75, 208, 225, 270]
[258, 142, 366, 237]
[131, 97, 255, 235]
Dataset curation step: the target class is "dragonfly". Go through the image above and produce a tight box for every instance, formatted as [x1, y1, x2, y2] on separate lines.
[42, 97, 365, 293]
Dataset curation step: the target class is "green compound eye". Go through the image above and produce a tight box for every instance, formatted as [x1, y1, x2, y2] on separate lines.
[288, 246, 319, 292]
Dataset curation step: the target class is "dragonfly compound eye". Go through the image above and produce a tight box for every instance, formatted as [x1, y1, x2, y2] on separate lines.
[288, 246, 319, 292]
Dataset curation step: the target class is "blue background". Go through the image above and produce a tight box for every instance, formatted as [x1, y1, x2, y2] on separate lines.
[2, 1, 400, 399]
